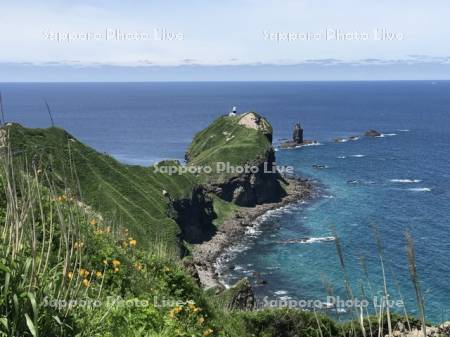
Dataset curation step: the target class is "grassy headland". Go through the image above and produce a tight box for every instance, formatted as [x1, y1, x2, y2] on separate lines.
[0, 113, 435, 337]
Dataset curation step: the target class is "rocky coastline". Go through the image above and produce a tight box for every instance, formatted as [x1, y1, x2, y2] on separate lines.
[192, 176, 314, 289]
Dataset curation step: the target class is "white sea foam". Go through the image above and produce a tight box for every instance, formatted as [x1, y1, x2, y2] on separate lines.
[274, 290, 288, 295]
[214, 202, 308, 284]
[279, 236, 336, 244]
[407, 187, 431, 192]
[398, 129, 410, 132]
[377, 133, 397, 138]
[337, 155, 346, 159]
[300, 142, 323, 147]
[303, 236, 336, 243]
[390, 179, 422, 183]
[350, 154, 366, 158]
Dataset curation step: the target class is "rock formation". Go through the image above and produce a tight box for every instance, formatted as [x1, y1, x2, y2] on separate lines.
[292, 122, 304, 144]
[226, 278, 255, 311]
[186, 112, 286, 207]
[280, 121, 317, 149]
[365, 129, 382, 137]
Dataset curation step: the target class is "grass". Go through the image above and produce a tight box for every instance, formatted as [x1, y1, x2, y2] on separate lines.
[186, 113, 273, 184]
[6, 124, 199, 251]
[211, 195, 238, 227]
[0, 115, 438, 337]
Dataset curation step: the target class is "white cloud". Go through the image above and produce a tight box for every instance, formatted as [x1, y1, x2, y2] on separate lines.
[1, 0, 450, 66]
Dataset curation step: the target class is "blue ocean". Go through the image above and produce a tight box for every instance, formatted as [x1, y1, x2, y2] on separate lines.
[1, 82, 449, 322]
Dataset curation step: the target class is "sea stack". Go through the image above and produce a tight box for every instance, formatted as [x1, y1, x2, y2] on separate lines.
[292, 122, 304, 144]
[280, 121, 317, 149]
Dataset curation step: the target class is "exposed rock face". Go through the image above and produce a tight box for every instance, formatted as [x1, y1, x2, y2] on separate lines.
[392, 321, 450, 337]
[186, 112, 285, 207]
[181, 256, 201, 286]
[292, 123, 304, 144]
[365, 129, 382, 137]
[227, 278, 255, 311]
[207, 149, 287, 206]
[238, 112, 273, 142]
[169, 187, 217, 245]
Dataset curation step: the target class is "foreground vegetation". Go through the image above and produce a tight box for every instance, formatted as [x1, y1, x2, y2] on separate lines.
[0, 120, 434, 336]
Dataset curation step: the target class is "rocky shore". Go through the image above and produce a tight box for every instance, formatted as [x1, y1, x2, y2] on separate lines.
[192, 176, 314, 289]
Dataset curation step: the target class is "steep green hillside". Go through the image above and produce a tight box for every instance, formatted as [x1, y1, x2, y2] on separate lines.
[187, 113, 273, 184]
[7, 124, 199, 250]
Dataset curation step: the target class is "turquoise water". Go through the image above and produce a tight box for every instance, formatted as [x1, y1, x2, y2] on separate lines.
[220, 130, 450, 323]
[2, 81, 449, 322]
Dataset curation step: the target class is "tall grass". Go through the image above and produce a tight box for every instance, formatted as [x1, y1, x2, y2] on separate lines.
[405, 232, 427, 337]
[0, 129, 95, 336]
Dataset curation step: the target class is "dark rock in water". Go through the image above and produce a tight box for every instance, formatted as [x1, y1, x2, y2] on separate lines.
[279, 141, 299, 149]
[365, 129, 382, 137]
[256, 279, 268, 285]
[227, 278, 255, 311]
[334, 137, 348, 143]
[280, 122, 318, 149]
[292, 122, 304, 144]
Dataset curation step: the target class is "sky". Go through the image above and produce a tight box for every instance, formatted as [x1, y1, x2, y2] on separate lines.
[1, 0, 450, 81]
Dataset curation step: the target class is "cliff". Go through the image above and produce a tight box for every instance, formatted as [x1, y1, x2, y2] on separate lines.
[4, 123, 208, 253]
[3, 112, 287, 253]
[186, 112, 286, 206]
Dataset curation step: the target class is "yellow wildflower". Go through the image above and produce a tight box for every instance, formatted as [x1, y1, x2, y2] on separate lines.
[73, 241, 84, 250]
[66, 272, 73, 280]
[82, 279, 90, 288]
[90, 218, 97, 226]
[79, 268, 89, 277]
[129, 239, 137, 247]
[102, 259, 108, 265]
[174, 306, 183, 314]
[197, 317, 205, 325]
[112, 259, 121, 267]
[95, 271, 103, 278]
[114, 267, 120, 273]
[134, 262, 143, 271]
[203, 328, 213, 336]
[164, 267, 170, 273]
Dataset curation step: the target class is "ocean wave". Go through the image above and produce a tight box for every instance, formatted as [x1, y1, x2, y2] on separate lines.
[303, 236, 336, 243]
[350, 154, 366, 158]
[398, 129, 410, 132]
[390, 179, 422, 183]
[337, 155, 346, 159]
[407, 187, 432, 192]
[298, 142, 323, 147]
[274, 290, 288, 295]
[277, 236, 335, 244]
[376, 133, 397, 138]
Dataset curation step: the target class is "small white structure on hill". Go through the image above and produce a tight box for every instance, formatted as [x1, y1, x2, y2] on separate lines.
[228, 106, 237, 116]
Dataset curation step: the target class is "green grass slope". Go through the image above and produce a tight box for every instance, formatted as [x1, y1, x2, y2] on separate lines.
[186, 113, 273, 184]
[7, 124, 199, 250]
